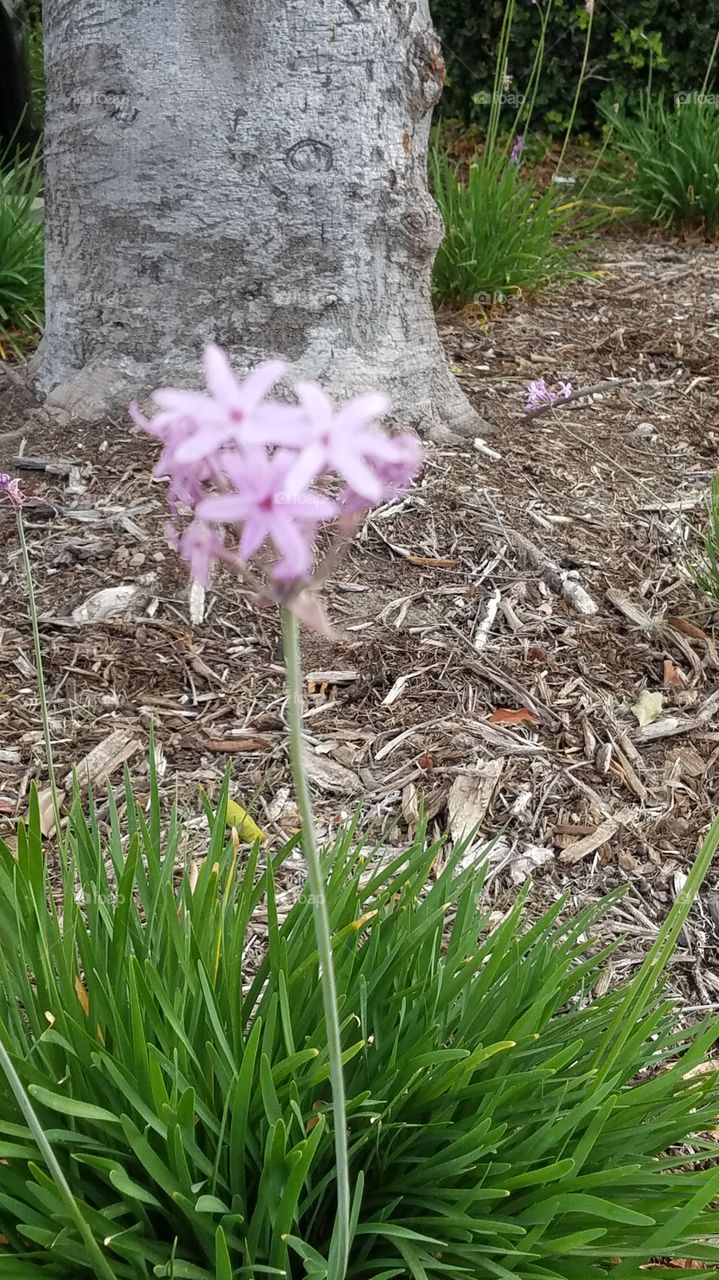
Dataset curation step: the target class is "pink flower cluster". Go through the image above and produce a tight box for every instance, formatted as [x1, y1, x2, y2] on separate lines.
[131, 347, 421, 586]
[524, 378, 573, 411]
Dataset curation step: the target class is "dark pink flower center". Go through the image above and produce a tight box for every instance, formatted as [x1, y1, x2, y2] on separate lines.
[259, 494, 274, 512]
[230, 408, 244, 423]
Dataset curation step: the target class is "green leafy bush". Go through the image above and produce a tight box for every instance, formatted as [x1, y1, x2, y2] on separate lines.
[0, 141, 43, 357]
[431, 148, 591, 305]
[2, 772, 719, 1276]
[431, 0, 719, 134]
[605, 97, 719, 234]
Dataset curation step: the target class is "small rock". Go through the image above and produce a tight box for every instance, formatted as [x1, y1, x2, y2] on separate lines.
[632, 422, 657, 439]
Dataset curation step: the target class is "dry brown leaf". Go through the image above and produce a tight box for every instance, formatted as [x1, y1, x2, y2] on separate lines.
[203, 737, 271, 753]
[668, 616, 710, 643]
[488, 707, 541, 727]
[663, 659, 686, 689]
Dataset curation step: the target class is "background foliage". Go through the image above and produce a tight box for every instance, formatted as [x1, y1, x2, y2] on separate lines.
[430, 0, 719, 133]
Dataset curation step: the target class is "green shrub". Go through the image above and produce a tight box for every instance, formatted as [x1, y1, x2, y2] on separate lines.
[431, 0, 719, 134]
[605, 96, 719, 234]
[0, 141, 43, 357]
[2, 773, 719, 1276]
[431, 147, 591, 305]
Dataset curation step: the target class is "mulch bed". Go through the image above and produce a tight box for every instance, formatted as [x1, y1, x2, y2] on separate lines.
[1, 232, 719, 1002]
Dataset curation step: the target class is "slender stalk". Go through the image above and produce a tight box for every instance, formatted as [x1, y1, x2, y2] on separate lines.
[486, 0, 516, 156]
[16, 509, 63, 844]
[554, 4, 594, 178]
[700, 27, 719, 97]
[0, 1035, 117, 1280]
[509, 0, 553, 148]
[281, 606, 350, 1280]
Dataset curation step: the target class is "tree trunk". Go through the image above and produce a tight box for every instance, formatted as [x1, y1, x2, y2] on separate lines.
[36, 0, 485, 439]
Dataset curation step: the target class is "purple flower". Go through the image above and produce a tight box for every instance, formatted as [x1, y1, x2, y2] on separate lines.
[525, 378, 574, 411]
[339, 431, 423, 514]
[510, 134, 524, 165]
[158, 347, 291, 466]
[0, 473, 25, 507]
[280, 383, 398, 504]
[131, 346, 424, 590]
[177, 520, 226, 586]
[196, 448, 336, 582]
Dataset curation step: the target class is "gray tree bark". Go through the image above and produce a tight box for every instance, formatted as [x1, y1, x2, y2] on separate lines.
[35, 0, 485, 439]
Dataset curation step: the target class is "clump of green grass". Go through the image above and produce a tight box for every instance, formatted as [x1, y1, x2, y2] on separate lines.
[690, 471, 719, 607]
[605, 96, 719, 235]
[0, 140, 44, 357]
[2, 771, 719, 1277]
[431, 147, 592, 307]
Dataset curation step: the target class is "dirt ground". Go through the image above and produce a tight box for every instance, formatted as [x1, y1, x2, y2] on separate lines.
[1, 233, 719, 1001]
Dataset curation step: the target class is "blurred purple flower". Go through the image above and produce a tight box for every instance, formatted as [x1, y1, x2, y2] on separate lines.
[525, 378, 574, 411]
[132, 347, 423, 589]
[196, 448, 336, 582]
[0, 473, 25, 508]
[283, 383, 411, 505]
[510, 134, 524, 165]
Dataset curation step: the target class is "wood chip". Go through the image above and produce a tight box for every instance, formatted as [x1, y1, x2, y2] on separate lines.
[63, 729, 142, 793]
[505, 526, 598, 615]
[559, 807, 634, 864]
[305, 670, 359, 684]
[300, 745, 361, 795]
[448, 760, 505, 844]
[71, 584, 141, 623]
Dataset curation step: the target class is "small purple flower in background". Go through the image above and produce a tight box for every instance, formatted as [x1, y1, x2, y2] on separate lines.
[0, 473, 25, 508]
[510, 134, 524, 166]
[525, 378, 574, 411]
[131, 348, 422, 592]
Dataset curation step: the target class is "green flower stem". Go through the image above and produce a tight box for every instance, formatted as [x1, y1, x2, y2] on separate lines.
[555, 5, 594, 178]
[0, 1035, 117, 1280]
[281, 606, 350, 1280]
[16, 509, 63, 844]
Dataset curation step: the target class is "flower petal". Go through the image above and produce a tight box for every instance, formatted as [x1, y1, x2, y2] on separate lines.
[153, 388, 221, 417]
[282, 443, 327, 498]
[270, 513, 313, 578]
[332, 447, 383, 502]
[196, 493, 251, 523]
[203, 344, 243, 405]
[296, 381, 334, 430]
[240, 513, 270, 560]
[238, 359, 287, 408]
[334, 392, 390, 433]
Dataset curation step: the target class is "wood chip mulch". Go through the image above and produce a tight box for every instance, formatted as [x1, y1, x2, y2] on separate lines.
[1, 232, 719, 1004]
